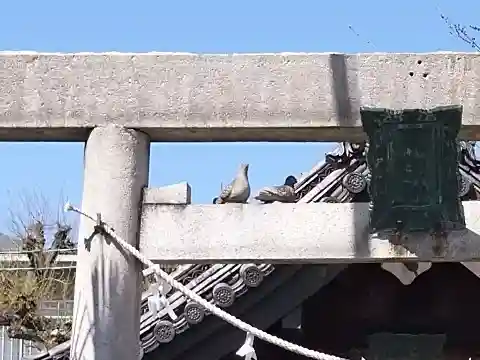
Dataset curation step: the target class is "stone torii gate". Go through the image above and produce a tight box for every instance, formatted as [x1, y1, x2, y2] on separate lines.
[3, 52, 480, 360]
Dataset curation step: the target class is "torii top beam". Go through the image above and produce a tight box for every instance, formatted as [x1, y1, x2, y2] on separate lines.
[1, 51, 480, 142]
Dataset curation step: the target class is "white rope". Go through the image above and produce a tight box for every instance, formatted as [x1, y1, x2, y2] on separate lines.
[65, 203, 346, 360]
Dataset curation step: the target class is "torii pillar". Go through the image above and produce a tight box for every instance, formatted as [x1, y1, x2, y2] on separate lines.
[70, 125, 150, 360]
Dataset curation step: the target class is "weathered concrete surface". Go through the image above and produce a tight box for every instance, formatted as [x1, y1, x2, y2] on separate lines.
[142, 183, 191, 204]
[2, 52, 480, 141]
[71, 125, 150, 360]
[139, 201, 480, 263]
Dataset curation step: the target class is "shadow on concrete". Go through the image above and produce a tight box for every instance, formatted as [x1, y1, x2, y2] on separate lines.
[329, 55, 368, 263]
[70, 230, 141, 360]
[327, 54, 363, 143]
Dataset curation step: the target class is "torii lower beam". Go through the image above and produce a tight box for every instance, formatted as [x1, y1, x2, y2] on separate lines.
[3, 52, 480, 141]
[139, 200, 480, 264]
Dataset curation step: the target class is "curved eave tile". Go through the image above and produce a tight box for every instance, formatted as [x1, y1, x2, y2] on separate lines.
[23, 147, 335, 360]
[25, 141, 480, 360]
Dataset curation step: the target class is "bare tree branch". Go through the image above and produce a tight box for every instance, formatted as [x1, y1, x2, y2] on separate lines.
[440, 12, 480, 50]
[0, 193, 76, 350]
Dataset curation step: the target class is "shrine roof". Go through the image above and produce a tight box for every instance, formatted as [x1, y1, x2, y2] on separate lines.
[24, 141, 480, 360]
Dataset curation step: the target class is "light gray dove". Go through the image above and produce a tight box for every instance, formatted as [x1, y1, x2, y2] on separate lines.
[215, 163, 251, 204]
[254, 175, 298, 203]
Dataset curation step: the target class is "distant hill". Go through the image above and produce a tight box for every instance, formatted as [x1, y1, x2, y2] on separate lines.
[0, 233, 22, 251]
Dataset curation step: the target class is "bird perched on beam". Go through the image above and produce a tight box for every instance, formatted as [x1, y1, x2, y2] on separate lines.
[215, 163, 251, 204]
[254, 175, 297, 203]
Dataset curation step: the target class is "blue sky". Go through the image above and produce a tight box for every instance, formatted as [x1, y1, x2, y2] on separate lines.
[0, 0, 477, 233]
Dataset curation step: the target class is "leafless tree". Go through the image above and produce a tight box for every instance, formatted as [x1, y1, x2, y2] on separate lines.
[0, 193, 77, 351]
